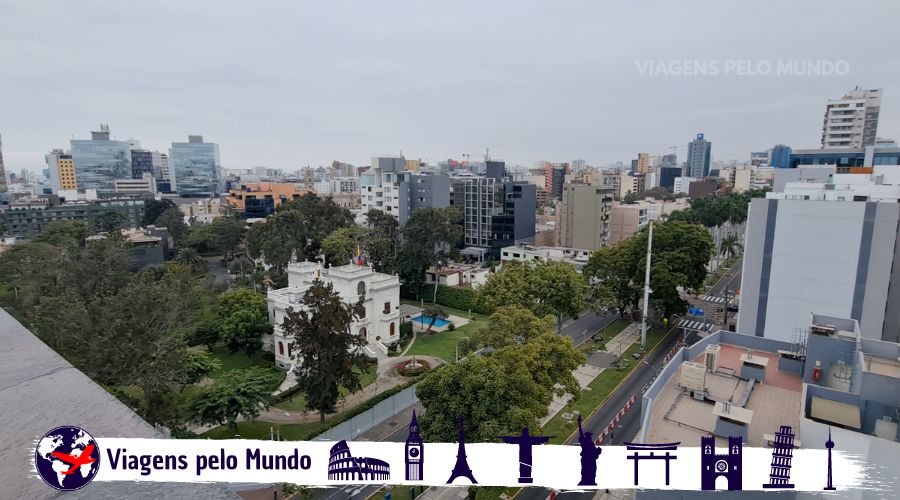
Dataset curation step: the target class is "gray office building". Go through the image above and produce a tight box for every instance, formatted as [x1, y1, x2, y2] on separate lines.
[560, 183, 614, 250]
[739, 195, 900, 343]
[70, 125, 132, 193]
[171, 135, 221, 197]
[395, 173, 451, 225]
[685, 133, 712, 178]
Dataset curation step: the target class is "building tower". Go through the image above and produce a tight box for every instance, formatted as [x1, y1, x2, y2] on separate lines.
[405, 410, 424, 481]
[824, 427, 836, 490]
[700, 435, 742, 491]
[0, 134, 7, 193]
[763, 425, 796, 489]
[445, 417, 477, 484]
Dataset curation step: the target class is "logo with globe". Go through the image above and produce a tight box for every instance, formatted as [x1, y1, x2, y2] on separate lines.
[34, 426, 101, 491]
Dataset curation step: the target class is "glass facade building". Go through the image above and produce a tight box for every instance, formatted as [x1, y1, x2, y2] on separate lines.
[770, 144, 793, 168]
[170, 135, 220, 197]
[70, 129, 132, 192]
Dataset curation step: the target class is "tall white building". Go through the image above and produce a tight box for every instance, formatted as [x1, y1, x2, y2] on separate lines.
[266, 261, 400, 370]
[738, 167, 900, 343]
[821, 87, 882, 148]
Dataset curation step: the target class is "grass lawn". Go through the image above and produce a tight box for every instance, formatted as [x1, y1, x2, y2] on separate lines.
[200, 419, 325, 440]
[542, 327, 669, 444]
[401, 299, 489, 362]
[275, 363, 378, 412]
[207, 346, 286, 391]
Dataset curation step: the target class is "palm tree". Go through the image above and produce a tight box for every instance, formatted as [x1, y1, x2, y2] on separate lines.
[176, 247, 206, 272]
[719, 234, 742, 261]
[423, 305, 448, 334]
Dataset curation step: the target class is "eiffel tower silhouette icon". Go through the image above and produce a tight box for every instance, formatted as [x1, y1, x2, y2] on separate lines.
[446, 416, 478, 484]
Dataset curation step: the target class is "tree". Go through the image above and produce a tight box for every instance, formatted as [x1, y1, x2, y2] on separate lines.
[531, 260, 587, 332]
[622, 192, 639, 204]
[34, 220, 89, 248]
[36, 265, 202, 424]
[176, 247, 206, 272]
[719, 234, 742, 261]
[422, 305, 448, 333]
[0, 242, 65, 314]
[247, 194, 354, 272]
[474, 261, 534, 313]
[181, 349, 222, 384]
[155, 208, 189, 245]
[365, 209, 400, 274]
[473, 305, 554, 349]
[584, 221, 714, 321]
[583, 242, 640, 316]
[189, 367, 276, 433]
[399, 207, 463, 299]
[285, 279, 370, 423]
[217, 289, 271, 356]
[321, 226, 369, 267]
[207, 217, 246, 260]
[94, 210, 127, 233]
[143, 198, 179, 226]
[417, 332, 583, 442]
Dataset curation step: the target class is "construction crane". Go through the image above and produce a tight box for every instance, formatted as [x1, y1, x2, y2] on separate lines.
[461, 148, 491, 164]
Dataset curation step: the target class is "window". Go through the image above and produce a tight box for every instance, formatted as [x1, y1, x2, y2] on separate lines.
[357, 281, 366, 296]
[383, 301, 391, 314]
[359, 306, 366, 319]
[359, 326, 367, 338]
[278, 342, 284, 356]
[390, 323, 396, 336]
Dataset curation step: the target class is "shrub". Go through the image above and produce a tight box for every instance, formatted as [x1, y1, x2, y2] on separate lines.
[400, 321, 413, 338]
[261, 351, 275, 361]
[447, 322, 456, 331]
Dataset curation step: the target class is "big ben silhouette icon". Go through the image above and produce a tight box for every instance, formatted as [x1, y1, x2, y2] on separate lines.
[405, 410, 424, 481]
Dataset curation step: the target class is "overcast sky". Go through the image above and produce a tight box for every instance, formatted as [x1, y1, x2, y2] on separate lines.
[2, 0, 899, 172]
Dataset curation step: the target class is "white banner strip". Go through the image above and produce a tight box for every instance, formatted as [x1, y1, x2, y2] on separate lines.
[50, 438, 870, 492]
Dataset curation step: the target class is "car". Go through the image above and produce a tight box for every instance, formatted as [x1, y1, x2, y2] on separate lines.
[727, 304, 739, 312]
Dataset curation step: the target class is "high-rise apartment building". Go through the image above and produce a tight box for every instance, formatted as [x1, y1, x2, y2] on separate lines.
[821, 87, 882, 148]
[685, 133, 712, 178]
[738, 167, 900, 343]
[360, 156, 449, 224]
[46, 149, 78, 193]
[633, 152, 652, 173]
[543, 162, 568, 200]
[451, 175, 497, 248]
[170, 135, 221, 197]
[70, 125, 132, 193]
[560, 184, 614, 250]
[769, 144, 793, 168]
[0, 134, 7, 193]
[130, 150, 155, 179]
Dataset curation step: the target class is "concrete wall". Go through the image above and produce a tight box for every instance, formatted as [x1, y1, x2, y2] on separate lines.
[741, 199, 900, 342]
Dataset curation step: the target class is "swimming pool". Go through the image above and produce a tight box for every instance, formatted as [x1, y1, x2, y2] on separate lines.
[411, 315, 451, 328]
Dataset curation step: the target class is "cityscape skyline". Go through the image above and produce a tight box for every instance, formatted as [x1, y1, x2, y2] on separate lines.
[1, 1, 899, 173]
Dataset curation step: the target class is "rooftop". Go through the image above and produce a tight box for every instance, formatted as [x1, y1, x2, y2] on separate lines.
[644, 343, 802, 448]
[0, 308, 238, 499]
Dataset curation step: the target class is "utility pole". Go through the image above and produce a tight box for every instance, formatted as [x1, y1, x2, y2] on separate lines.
[641, 220, 653, 348]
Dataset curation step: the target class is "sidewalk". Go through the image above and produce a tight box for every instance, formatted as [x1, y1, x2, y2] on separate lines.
[539, 322, 639, 426]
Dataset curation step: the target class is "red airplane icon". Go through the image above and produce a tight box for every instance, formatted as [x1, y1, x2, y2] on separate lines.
[51, 444, 96, 475]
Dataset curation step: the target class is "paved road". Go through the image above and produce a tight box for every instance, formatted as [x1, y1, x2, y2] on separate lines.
[311, 405, 421, 500]
[515, 326, 683, 500]
[707, 256, 743, 298]
[561, 311, 621, 347]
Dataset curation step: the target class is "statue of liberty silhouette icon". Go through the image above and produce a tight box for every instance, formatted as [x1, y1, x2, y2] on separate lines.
[576, 415, 602, 486]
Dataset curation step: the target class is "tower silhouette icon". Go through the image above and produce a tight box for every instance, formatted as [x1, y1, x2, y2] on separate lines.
[763, 425, 796, 489]
[446, 416, 477, 484]
[699, 435, 742, 491]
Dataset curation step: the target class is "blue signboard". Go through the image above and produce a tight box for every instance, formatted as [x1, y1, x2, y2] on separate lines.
[688, 307, 705, 316]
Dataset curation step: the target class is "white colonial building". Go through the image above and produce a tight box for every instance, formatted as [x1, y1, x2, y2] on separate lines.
[266, 261, 401, 370]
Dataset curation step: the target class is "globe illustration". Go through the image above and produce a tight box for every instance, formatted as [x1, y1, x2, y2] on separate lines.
[34, 426, 100, 491]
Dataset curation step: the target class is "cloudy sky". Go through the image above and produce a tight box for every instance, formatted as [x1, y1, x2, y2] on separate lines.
[1, 0, 898, 172]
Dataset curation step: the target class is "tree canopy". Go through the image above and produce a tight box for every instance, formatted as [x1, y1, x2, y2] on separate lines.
[667, 189, 768, 227]
[189, 367, 276, 433]
[247, 193, 354, 272]
[399, 207, 463, 298]
[418, 312, 583, 442]
[584, 220, 714, 318]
